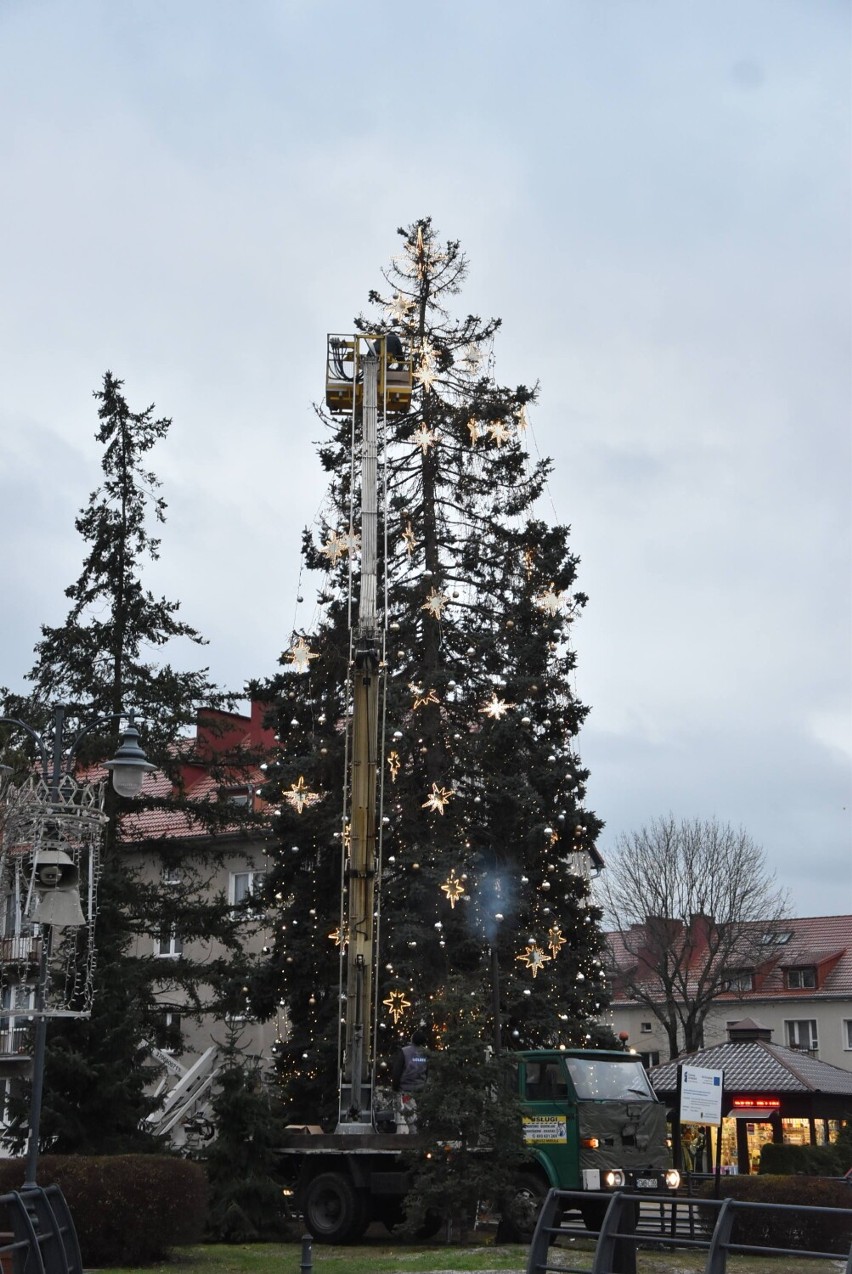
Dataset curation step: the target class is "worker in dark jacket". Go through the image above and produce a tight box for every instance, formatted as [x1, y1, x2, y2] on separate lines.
[390, 1028, 429, 1131]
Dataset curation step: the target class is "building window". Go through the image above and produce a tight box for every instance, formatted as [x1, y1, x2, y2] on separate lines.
[155, 929, 183, 959]
[760, 930, 792, 945]
[220, 787, 251, 808]
[640, 1051, 660, 1068]
[843, 1020, 852, 1051]
[153, 1010, 182, 1053]
[230, 870, 266, 913]
[640, 1021, 653, 1034]
[786, 967, 816, 990]
[161, 864, 183, 887]
[785, 1019, 818, 1051]
[723, 969, 754, 992]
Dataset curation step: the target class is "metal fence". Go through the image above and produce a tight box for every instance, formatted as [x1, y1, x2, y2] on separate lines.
[525, 1188, 852, 1274]
[0, 1185, 82, 1274]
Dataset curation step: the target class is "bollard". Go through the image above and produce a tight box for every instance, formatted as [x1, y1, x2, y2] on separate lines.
[300, 1232, 313, 1273]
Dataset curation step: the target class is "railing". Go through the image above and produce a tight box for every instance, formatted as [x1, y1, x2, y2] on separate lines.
[0, 1184, 83, 1274]
[0, 1029, 31, 1058]
[525, 1188, 852, 1274]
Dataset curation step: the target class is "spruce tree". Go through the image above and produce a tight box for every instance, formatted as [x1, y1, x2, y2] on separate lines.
[255, 219, 611, 1127]
[1, 372, 261, 1153]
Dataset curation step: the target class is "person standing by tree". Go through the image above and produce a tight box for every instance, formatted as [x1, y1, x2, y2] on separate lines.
[391, 1027, 429, 1132]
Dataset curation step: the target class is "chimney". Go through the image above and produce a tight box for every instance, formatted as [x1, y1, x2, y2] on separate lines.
[727, 1018, 773, 1043]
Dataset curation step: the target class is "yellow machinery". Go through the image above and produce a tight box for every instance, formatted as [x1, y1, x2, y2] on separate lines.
[325, 333, 412, 415]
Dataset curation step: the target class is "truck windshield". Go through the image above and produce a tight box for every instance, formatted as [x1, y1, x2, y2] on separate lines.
[564, 1058, 655, 1102]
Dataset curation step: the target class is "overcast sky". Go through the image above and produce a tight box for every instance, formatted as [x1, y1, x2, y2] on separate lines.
[0, 0, 849, 918]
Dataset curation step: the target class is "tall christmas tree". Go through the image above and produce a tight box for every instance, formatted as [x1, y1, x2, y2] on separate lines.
[255, 219, 611, 1125]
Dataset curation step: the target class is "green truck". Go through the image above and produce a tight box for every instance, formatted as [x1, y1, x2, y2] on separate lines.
[281, 1045, 679, 1241]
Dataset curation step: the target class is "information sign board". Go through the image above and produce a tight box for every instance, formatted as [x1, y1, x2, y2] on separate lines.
[679, 1064, 723, 1125]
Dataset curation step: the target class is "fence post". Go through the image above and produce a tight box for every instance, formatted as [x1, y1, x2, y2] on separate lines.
[591, 1193, 637, 1274]
[705, 1197, 735, 1274]
[299, 1233, 313, 1273]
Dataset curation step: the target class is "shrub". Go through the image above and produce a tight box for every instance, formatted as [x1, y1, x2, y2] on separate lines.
[700, 1175, 852, 1253]
[0, 1155, 207, 1266]
[760, 1139, 850, 1176]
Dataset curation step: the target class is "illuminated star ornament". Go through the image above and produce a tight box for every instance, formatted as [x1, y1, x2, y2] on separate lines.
[338, 530, 361, 555]
[466, 417, 480, 446]
[413, 423, 439, 453]
[460, 342, 484, 375]
[320, 531, 348, 565]
[402, 521, 417, 556]
[329, 922, 349, 949]
[535, 585, 566, 616]
[342, 822, 351, 851]
[422, 783, 454, 815]
[515, 404, 530, 432]
[516, 942, 552, 978]
[387, 750, 401, 782]
[547, 924, 567, 957]
[487, 419, 512, 447]
[440, 869, 465, 909]
[284, 775, 322, 814]
[480, 692, 515, 720]
[386, 292, 414, 322]
[414, 361, 438, 392]
[287, 636, 318, 674]
[383, 989, 412, 1023]
[410, 683, 440, 710]
[421, 588, 449, 619]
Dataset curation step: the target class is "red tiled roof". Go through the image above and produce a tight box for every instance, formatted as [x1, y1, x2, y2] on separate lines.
[607, 915, 852, 1002]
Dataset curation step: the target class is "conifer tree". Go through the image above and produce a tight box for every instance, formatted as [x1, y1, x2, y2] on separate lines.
[1, 372, 261, 1153]
[255, 219, 612, 1126]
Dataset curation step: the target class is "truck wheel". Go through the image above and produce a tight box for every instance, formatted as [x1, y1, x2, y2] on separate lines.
[302, 1171, 369, 1243]
[497, 1172, 550, 1242]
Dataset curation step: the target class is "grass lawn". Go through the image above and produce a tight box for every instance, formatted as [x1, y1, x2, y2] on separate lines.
[96, 1238, 845, 1274]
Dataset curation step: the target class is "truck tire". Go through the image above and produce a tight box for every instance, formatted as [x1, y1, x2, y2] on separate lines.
[302, 1171, 369, 1243]
[497, 1171, 551, 1242]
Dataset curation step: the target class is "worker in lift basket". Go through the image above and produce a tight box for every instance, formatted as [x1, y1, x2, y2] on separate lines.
[391, 1028, 429, 1133]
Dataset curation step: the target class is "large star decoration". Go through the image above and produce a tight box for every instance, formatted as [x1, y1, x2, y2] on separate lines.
[284, 775, 322, 815]
[480, 693, 515, 720]
[329, 922, 349, 949]
[516, 942, 552, 978]
[515, 404, 530, 432]
[383, 989, 412, 1023]
[535, 585, 566, 616]
[487, 419, 512, 447]
[421, 588, 449, 619]
[413, 424, 439, 453]
[387, 750, 401, 782]
[440, 869, 466, 909]
[547, 924, 567, 957]
[422, 783, 454, 815]
[467, 417, 480, 446]
[287, 636, 318, 674]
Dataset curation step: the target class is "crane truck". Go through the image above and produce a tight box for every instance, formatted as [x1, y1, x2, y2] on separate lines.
[276, 335, 679, 1242]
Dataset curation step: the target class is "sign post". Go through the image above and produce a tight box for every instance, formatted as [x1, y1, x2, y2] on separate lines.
[677, 1064, 724, 1194]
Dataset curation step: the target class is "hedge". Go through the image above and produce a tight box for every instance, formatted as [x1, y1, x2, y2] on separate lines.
[760, 1140, 851, 1177]
[699, 1175, 852, 1252]
[0, 1155, 207, 1266]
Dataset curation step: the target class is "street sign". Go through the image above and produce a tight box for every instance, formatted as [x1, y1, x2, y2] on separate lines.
[679, 1064, 723, 1125]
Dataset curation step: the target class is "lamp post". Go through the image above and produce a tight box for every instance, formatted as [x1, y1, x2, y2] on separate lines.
[0, 706, 153, 1187]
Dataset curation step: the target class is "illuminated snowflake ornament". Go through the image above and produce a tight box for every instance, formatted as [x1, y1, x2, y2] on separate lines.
[480, 693, 515, 720]
[421, 588, 449, 619]
[534, 585, 566, 616]
[487, 419, 512, 447]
